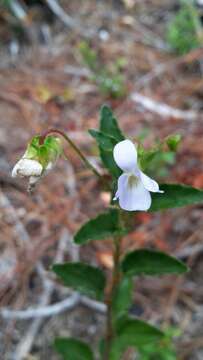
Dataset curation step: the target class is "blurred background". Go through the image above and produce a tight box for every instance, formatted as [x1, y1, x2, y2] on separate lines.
[0, 0, 203, 359]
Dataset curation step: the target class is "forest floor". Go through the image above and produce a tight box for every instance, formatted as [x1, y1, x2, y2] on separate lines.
[0, 1, 203, 359]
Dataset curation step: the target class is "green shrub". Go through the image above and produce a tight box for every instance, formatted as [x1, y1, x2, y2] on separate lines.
[167, 1, 203, 55]
[78, 41, 127, 98]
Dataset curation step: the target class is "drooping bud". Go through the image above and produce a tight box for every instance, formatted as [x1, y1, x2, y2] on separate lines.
[12, 158, 43, 178]
[166, 134, 181, 152]
[12, 135, 62, 192]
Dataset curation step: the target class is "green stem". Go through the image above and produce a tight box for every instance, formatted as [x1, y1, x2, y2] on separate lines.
[39, 128, 102, 180]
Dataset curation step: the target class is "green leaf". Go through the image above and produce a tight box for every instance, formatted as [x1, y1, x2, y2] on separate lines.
[137, 325, 179, 360]
[99, 105, 125, 142]
[52, 262, 106, 300]
[100, 150, 121, 178]
[122, 249, 188, 276]
[151, 184, 203, 211]
[54, 337, 94, 360]
[112, 277, 133, 324]
[88, 129, 117, 151]
[74, 209, 124, 245]
[89, 129, 121, 177]
[110, 318, 164, 360]
[89, 106, 125, 177]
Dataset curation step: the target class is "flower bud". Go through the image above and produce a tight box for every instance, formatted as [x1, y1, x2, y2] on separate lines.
[12, 158, 43, 178]
[166, 134, 181, 152]
[12, 135, 62, 192]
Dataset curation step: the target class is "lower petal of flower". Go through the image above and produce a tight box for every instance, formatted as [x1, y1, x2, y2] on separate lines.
[116, 173, 152, 211]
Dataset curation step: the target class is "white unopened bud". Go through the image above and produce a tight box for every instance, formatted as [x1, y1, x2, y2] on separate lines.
[11, 134, 62, 192]
[12, 158, 43, 178]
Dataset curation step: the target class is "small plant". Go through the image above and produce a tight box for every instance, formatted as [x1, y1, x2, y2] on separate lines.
[12, 106, 203, 359]
[78, 41, 127, 98]
[137, 133, 182, 179]
[167, 0, 203, 55]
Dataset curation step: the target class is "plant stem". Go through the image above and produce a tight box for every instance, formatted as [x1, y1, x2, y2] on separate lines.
[39, 128, 103, 180]
[103, 232, 121, 360]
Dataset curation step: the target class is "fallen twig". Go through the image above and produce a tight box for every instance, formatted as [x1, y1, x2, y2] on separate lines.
[44, 0, 98, 38]
[45, 0, 77, 28]
[80, 296, 107, 314]
[1, 293, 80, 320]
[131, 92, 199, 120]
[0, 293, 107, 321]
[9, 0, 27, 22]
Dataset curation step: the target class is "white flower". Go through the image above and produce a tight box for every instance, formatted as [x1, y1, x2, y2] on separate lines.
[113, 140, 163, 211]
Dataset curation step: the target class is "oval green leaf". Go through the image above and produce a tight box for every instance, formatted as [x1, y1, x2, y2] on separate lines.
[88, 129, 117, 151]
[89, 106, 125, 178]
[74, 209, 124, 245]
[151, 184, 203, 211]
[99, 105, 125, 142]
[52, 262, 106, 300]
[89, 129, 121, 177]
[110, 318, 164, 360]
[122, 249, 188, 276]
[54, 337, 94, 360]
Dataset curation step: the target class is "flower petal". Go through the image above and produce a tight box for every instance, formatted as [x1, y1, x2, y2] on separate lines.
[140, 171, 163, 193]
[115, 173, 151, 211]
[12, 159, 43, 178]
[113, 140, 138, 172]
